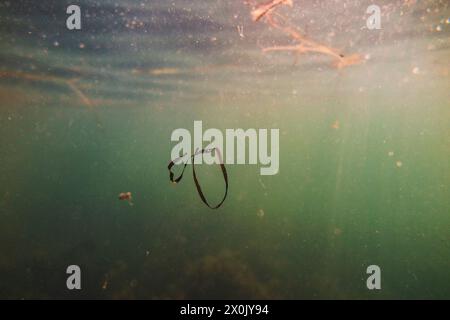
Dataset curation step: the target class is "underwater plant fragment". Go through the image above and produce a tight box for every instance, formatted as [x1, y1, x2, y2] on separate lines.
[249, 0, 363, 68]
[168, 148, 228, 210]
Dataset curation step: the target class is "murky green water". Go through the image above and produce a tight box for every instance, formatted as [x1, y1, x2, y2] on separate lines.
[0, 0, 449, 299]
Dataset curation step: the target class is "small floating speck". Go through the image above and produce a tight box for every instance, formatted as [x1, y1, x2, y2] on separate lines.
[436, 25, 442, 32]
[79, 43, 85, 49]
[257, 209, 265, 218]
[412, 67, 420, 75]
[237, 25, 245, 38]
[331, 120, 340, 129]
[396, 161, 403, 168]
[388, 151, 394, 157]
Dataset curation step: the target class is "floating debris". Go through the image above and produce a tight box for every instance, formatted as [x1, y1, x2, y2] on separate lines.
[148, 68, 182, 76]
[168, 148, 228, 209]
[237, 25, 245, 38]
[0, 70, 103, 127]
[331, 120, 340, 130]
[251, 0, 293, 22]
[257, 208, 265, 218]
[388, 151, 394, 157]
[412, 67, 420, 75]
[258, 177, 267, 190]
[118, 192, 134, 206]
[250, 0, 363, 68]
[396, 161, 403, 168]
[66, 79, 93, 109]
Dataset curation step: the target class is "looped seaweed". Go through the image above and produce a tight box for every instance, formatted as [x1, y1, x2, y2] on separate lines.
[168, 148, 229, 209]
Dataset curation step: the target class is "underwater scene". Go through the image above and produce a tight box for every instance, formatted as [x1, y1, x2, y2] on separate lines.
[0, 0, 449, 299]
